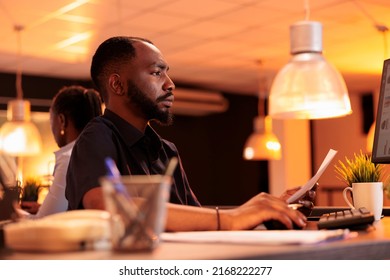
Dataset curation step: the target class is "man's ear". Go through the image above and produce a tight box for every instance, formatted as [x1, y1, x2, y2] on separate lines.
[108, 74, 124, 96]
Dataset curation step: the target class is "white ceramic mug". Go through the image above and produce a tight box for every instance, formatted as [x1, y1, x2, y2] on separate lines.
[342, 182, 383, 220]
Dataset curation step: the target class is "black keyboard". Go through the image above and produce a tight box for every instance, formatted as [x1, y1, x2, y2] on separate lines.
[317, 207, 374, 230]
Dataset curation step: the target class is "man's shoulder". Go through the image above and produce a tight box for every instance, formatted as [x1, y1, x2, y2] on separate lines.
[83, 116, 116, 134]
[75, 116, 117, 146]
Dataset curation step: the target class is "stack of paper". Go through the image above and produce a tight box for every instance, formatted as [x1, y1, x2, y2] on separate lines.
[161, 229, 352, 245]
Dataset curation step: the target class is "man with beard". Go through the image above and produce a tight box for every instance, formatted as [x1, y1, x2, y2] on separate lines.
[65, 36, 308, 231]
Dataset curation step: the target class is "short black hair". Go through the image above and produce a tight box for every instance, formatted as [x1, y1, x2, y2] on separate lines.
[51, 85, 103, 133]
[90, 36, 153, 102]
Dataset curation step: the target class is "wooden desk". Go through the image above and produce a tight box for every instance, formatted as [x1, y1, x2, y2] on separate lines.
[1, 217, 390, 260]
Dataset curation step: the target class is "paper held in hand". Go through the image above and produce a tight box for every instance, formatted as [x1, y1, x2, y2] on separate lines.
[286, 149, 338, 204]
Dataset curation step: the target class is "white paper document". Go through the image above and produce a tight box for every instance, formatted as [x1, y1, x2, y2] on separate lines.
[287, 149, 338, 203]
[161, 229, 351, 245]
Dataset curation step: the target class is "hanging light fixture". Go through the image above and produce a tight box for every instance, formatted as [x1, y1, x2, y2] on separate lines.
[243, 115, 281, 160]
[243, 65, 281, 160]
[268, 12, 352, 119]
[0, 101, 41, 156]
[0, 25, 42, 157]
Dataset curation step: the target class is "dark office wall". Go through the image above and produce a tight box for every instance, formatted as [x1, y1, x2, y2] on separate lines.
[0, 72, 91, 111]
[153, 94, 268, 206]
[0, 72, 268, 206]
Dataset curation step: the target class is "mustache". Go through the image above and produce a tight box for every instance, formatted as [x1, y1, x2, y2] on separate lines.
[156, 92, 174, 102]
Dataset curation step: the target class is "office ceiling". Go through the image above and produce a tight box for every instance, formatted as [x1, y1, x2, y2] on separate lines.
[0, 0, 389, 96]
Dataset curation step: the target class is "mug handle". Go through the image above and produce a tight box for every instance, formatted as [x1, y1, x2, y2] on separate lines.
[342, 187, 355, 209]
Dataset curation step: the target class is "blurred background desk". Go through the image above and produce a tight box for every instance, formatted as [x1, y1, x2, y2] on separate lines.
[2, 217, 390, 260]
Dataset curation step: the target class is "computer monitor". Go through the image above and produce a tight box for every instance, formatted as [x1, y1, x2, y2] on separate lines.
[372, 58, 390, 163]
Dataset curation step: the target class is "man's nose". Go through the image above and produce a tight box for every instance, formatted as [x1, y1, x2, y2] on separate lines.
[165, 75, 175, 91]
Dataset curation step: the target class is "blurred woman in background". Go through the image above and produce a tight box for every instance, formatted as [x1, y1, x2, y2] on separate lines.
[21, 85, 102, 218]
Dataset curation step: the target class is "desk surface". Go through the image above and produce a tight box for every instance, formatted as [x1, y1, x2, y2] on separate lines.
[2, 217, 390, 260]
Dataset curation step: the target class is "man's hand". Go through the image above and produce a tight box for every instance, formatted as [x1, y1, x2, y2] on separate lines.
[279, 183, 317, 216]
[225, 192, 307, 230]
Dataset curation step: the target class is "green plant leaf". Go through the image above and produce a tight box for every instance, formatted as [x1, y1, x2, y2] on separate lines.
[334, 150, 386, 187]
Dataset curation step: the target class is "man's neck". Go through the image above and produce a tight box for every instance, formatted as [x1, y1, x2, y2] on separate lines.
[106, 106, 148, 132]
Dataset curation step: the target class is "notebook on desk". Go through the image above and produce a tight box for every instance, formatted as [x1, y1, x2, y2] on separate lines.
[161, 229, 354, 245]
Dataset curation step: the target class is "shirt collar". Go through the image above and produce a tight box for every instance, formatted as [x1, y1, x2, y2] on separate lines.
[54, 140, 75, 157]
[103, 109, 162, 150]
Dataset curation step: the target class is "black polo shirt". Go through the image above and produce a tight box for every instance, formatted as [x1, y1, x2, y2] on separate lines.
[65, 109, 200, 210]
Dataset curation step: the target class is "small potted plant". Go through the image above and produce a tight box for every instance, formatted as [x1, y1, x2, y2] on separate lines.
[334, 150, 386, 187]
[21, 177, 42, 202]
[334, 150, 386, 220]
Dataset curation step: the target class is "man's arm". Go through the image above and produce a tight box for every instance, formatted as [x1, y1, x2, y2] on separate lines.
[83, 187, 106, 209]
[83, 187, 307, 231]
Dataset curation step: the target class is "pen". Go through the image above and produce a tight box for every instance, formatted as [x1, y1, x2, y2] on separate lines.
[104, 157, 130, 199]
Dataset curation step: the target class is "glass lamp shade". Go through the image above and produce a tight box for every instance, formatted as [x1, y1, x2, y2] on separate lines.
[243, 116, 281, 160]
[269, 53, 352, 119]
[269, 21, 352, 119]
[0, 99, 42, 156]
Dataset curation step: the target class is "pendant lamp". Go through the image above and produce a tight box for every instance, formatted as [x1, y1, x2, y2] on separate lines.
[268, 21, 352, 119]
[0, 25, 42, 157]
[243, 68, 281, 161]
[0, 100, 41, 156]
[243, 115, 281, 160]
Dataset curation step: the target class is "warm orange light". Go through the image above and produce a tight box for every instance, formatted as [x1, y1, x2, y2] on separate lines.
[0, 100, 42, 156]
[243, 116, 281, 160]
[269, 21, 352, 119]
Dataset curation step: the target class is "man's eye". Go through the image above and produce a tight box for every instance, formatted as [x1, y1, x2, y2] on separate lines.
[153, 71, 161, 76]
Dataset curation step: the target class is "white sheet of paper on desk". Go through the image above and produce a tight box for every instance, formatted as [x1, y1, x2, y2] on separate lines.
[286, 149, 338, 204]
[161, 229, 350, 245]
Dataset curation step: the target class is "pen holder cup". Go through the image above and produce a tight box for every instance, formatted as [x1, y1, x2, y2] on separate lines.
[101, 175, 171, 252]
